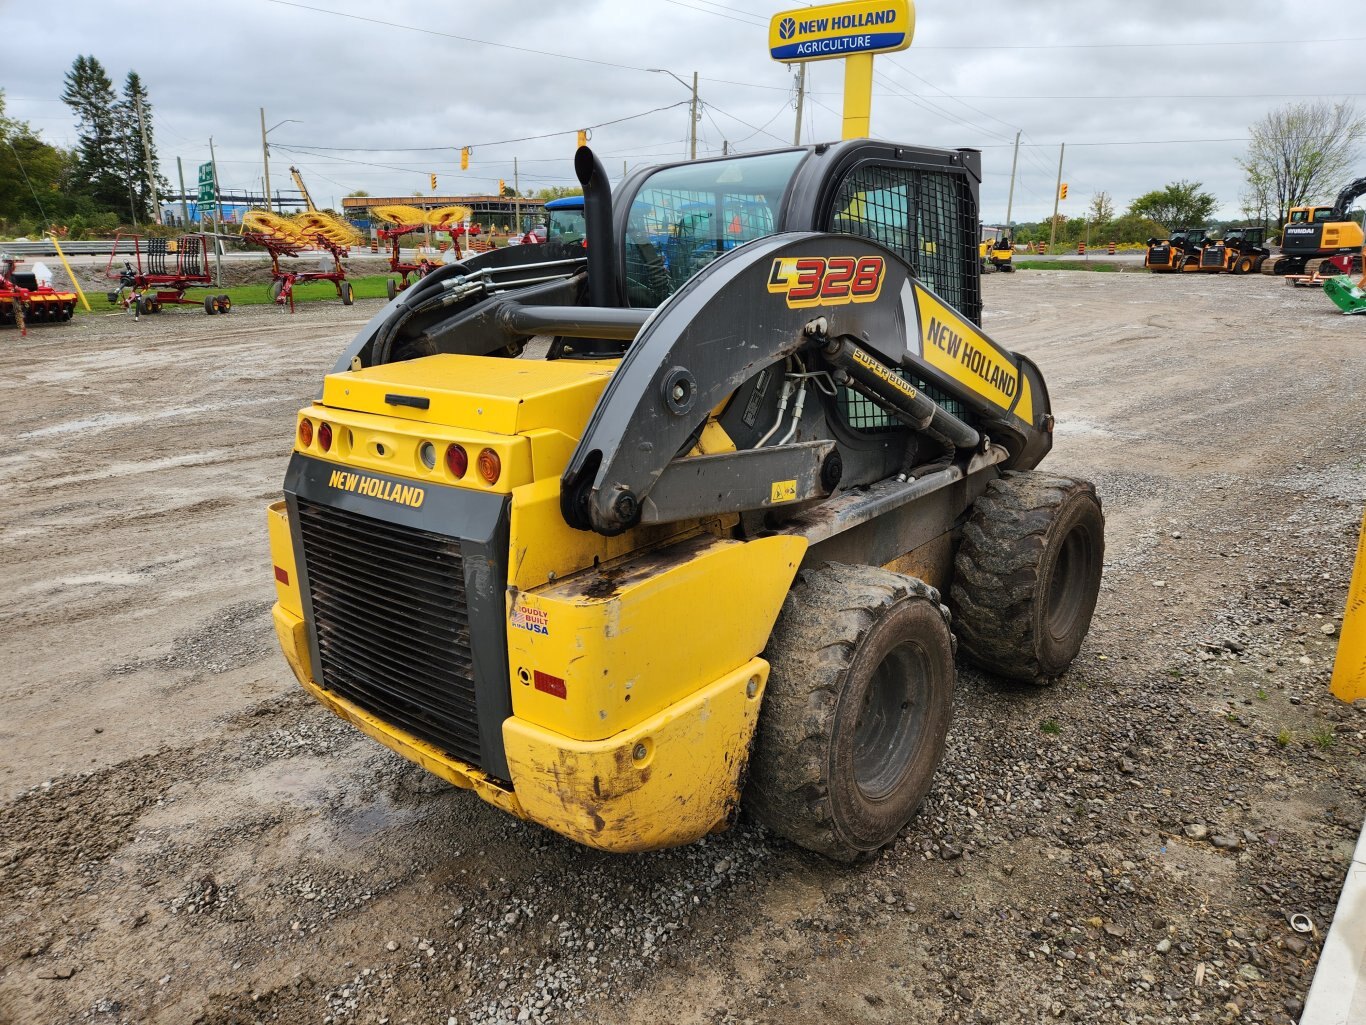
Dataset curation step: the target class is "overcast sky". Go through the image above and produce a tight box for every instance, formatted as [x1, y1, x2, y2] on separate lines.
[5, 0, 1363, 223]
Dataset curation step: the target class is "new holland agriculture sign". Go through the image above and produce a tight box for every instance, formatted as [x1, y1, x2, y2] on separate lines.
[769, 0, 913, 61]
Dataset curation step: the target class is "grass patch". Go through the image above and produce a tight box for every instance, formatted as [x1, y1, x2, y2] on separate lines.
[1310, 726, 1336, 750]
[1040, 719, 1061, 735]
[1014, 260, 1122, 273]
[1276, 728, 1292, 748]
[1255, 688, 1268, 702]
[67, 273, 396, 318]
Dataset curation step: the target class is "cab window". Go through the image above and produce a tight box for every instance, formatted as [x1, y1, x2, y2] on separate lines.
[623, 150, 804, 307]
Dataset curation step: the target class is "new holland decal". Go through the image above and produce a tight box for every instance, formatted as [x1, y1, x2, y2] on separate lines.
[327, 468, 426, 508]
[914, 285, 1032, 422]
[768, 255, 885, 309]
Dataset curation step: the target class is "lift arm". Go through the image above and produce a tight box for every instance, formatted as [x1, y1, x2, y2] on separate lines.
[290, 166, 317, 212]
[559, 232, 1052, 536]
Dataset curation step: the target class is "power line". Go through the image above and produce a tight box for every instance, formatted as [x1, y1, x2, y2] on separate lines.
[658, 0, 766, 26]
[279, 102, 689, 153]
[262, 0, 650, 73]
[910, 36, 1366, 50]
[704, 102, 791, 146]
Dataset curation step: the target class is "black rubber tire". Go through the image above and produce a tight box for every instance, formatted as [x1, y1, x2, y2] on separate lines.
[137, 296, 153, 316]
[950, 471, 1104, 684]
[216, 295, 231, 313]
[1236, 256, 1254, 275]
[1253, 255, 1267, 273]
[386, 278, 398, 302]
[204, 296, 216, 315]
[269, 279, 285, 303]
[340, 281, 354, 306]
[747, 563, 956, 862]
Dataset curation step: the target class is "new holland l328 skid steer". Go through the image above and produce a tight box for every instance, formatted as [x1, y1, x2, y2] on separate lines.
[267, 141, 1105, 861]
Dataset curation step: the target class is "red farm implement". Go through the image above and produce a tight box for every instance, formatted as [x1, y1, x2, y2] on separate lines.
[1, 255, 78, 335]
[242, 211, 361, 313]
[105, 232, 229, 318]
[371, 204, 473, 300]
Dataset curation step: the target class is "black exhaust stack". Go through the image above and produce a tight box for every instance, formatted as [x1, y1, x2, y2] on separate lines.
[575, 146, 617, 307]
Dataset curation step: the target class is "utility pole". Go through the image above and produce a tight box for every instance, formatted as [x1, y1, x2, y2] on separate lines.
[722, 140, 729, 156]
[135, 94, 162, 224]
[260, 107, 272, 213]
[793, 62, 807, 145]
[1004, 130, 1020, 230]
[513, 157, 521, 233]
[208, 136, 223, 286]
[176, 156, 190, 227]
[690, 71, 699, 160]
[1048, 142, 1065, 253]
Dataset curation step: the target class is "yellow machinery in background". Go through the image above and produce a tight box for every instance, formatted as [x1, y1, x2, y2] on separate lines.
[979, 225, 1014, 272]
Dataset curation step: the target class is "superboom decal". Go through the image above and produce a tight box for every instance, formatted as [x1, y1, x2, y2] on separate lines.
[768, 255, 885, 309]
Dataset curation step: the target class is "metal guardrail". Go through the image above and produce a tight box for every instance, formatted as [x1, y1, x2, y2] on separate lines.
[0, 240, 139, 257]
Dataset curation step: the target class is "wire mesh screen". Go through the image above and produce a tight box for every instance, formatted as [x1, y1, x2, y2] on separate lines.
[827, 163, 981, 325]
[828, 161, 978, 435]
[838, 374, 967, 433]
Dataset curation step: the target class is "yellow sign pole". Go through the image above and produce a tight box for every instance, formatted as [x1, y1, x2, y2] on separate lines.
[1331, 510, 1366, 702]
[48, 234, 91, 312]
[769, 0, 913, 141]
[842, 53, 874, 139]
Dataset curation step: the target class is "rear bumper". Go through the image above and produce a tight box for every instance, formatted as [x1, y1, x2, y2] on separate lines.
[274, 603, 767, 852]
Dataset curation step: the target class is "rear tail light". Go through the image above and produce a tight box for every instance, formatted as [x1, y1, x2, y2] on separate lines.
[477, 448, 501, 484]
[298, 418, 313, 447]
[445, 444, 468, 478]
[318, 421, 333, 452]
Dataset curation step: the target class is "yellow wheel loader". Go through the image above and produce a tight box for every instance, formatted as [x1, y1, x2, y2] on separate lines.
[267, 142, 1104, 861]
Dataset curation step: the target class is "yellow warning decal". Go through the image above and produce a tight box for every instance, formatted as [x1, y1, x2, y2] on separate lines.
[915, 285, 1031, 422]
[770, 479, 798, 503]
[767, 255, 885, 309]
[851, 347, 918, 400]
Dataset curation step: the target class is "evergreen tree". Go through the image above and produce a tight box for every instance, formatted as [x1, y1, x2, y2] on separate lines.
[61, 55, 124, 213]
[116, 71, 170, 222]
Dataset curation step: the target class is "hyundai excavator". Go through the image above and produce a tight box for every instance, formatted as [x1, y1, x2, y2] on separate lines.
[1265, 176, 1366, 276]
[266, 141, 1105, 861]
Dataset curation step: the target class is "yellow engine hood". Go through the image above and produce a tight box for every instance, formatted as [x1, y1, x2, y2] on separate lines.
[321, 354, 615, 437]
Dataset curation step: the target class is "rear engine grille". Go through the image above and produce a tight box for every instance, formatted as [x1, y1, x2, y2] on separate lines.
[296, 499, 482, 768]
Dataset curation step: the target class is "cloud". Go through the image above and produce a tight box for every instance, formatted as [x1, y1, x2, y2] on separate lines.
[6, 0, 1362, 220]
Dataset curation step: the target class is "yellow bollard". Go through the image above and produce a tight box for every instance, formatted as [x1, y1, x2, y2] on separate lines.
[48, 234, 91, 312]
[1331, 510, 1366, 702]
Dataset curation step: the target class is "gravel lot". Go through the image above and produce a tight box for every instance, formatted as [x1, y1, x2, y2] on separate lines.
[1, 271, 1362, 1025]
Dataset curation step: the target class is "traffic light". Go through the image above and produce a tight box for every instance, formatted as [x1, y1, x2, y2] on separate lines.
[430, 173, 437, 191]
[498, 179, 506, 196]
[577, 130, 587, 149]
[460, 147, 470, 170]
[1059, 183, 1069, 201]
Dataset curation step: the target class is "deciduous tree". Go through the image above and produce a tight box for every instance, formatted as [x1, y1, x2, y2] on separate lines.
[1129, 181, 1217, 230]
[1239, 100, 1366, 229]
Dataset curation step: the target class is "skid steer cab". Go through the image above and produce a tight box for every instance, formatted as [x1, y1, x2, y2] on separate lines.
[268, 141, 1104, 861]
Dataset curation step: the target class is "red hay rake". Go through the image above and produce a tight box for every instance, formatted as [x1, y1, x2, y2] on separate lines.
[242, 211, 363, 313]
[371, 204, 473, 300]
[104, 232, 230, 318]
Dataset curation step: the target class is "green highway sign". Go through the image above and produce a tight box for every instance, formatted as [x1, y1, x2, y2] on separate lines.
[197, 162, 215, 206]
